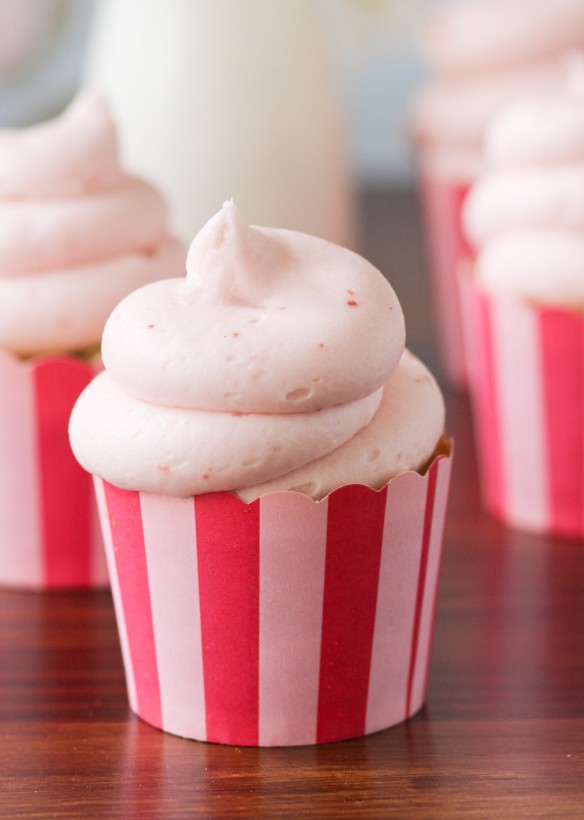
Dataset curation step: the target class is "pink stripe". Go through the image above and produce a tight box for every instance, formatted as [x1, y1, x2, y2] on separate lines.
[366, 472, 427, 734]
[540, 309, 584, 536]
[94, 478, 137, 711]
[258, 493, 328, 746]
[492, 299, 549, 531]
[33, 360, 94, 586]
[140, 493, 206, 741]
[194, 492, 260, 746]
[102, 482, 162, 729]
[405, 462, 438, 717]
[471, 289, 506, 518]
[317, 485, 387, 744]
[419, 174, 470, 386]
[0, 353, 42, 586]
[408, 457, 452, 715]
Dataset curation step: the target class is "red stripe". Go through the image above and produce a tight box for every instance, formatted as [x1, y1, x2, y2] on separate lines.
[103, 482, 162, 729]
[405, 462, 438, 717]
[317, 485, 387, 743]
[195, 492, 260, 746]
[473, 291, 505, 518]
[33, 359, 94, 587]
[540, 309, 584, 536]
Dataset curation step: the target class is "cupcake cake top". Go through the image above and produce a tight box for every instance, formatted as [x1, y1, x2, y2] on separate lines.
[70, 202, 444, 499]
[463, 55, 584, 305]
[411, 0, 584, 178]
[0, 90, 184, 357]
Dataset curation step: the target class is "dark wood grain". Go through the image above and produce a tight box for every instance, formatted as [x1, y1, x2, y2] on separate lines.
[1, 188, 583, 818]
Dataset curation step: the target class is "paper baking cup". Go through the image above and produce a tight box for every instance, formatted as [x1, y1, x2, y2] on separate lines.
[94, 448, 452, 747]
[419, 172, 471, 388]
[462, 276, 584, 537]
[0, 351, 107, 589]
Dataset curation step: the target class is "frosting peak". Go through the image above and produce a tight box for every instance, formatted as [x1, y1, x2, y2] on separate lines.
[0, 90, 122, 199]
[186, 200, 279, 307]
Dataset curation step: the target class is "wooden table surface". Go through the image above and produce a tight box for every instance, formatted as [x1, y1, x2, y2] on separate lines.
[1, 188, 583, 818]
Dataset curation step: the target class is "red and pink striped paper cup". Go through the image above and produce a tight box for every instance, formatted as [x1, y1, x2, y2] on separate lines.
[419, 171, 472, 389]
[0, 351, 107, 589]
[94, 447, 452, 747]
[462, 272, 584, 537]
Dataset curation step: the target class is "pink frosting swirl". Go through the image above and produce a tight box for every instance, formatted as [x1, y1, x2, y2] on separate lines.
[0, 90, 184, 356]
[463, 56, 584, 304]
[70, 203, 444, 498]
[411, 0, 584, 178]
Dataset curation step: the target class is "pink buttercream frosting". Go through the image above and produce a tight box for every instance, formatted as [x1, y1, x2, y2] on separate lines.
[463, 57, 584, 305]
[0, 90, 184, 356]
[69, 202, 444, 498]
[411, 0, 584, 180]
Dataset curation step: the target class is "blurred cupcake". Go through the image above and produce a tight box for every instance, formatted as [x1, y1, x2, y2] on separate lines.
[0, 90, 184, 588]
[411, 0, 584, 387]
[70, 202, 453, 746]
[461, 55, 584, 536]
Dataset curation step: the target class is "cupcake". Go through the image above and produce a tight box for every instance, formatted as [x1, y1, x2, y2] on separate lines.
[411, 0, 584, 387]
[0, 91, 184, 588]
[70, 201, 452, 746]
[461, 56, 584, 536]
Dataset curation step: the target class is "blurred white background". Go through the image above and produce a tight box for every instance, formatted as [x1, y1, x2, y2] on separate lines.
[0, 0, 443, 186]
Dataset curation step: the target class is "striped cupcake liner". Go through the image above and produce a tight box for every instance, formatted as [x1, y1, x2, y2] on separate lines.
[95, 447, 452, 747]
[419, 171, 471, 388]
[462, 273, 584, 537]
[0, 351, 107, 589]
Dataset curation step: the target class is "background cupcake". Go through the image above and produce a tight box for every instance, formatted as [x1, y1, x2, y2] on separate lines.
[70, 201, 452, 746]
[411, 0, 584, 387]
[461, 56, 584, 537]
[0, 90, 184, 589]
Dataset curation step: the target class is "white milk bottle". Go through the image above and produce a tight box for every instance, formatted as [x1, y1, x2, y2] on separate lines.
[84, 0, 355, 246]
